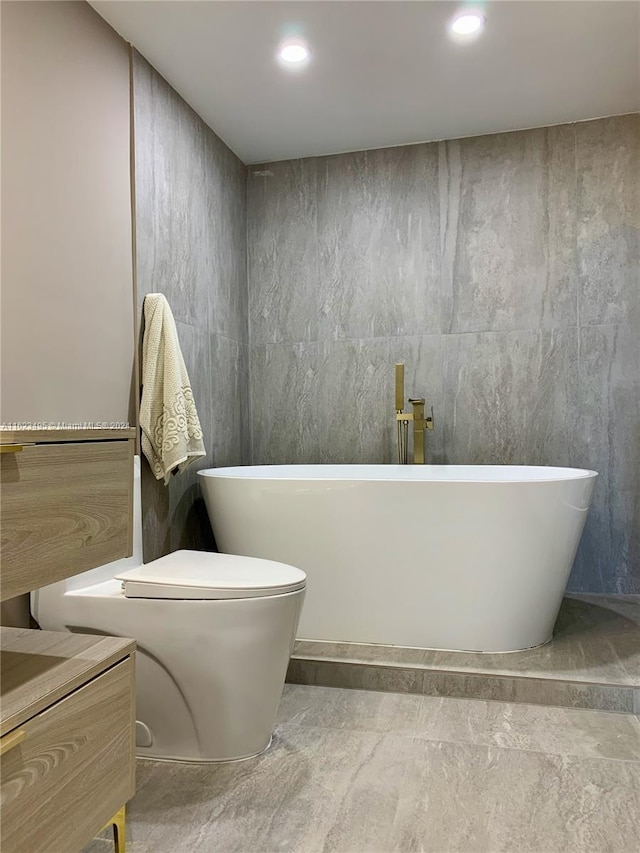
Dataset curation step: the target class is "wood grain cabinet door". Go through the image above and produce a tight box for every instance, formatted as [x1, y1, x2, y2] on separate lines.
[0, 656, 135, 853]
[0, 440, 133, 601]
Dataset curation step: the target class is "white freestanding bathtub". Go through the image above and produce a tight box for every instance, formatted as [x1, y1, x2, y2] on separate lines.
[198, 465, 597, 652]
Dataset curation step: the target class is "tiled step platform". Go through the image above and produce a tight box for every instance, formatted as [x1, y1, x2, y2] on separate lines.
[287, 595, 640, 714]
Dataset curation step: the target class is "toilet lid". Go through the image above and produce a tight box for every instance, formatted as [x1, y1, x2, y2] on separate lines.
[115, 550, 306, 600]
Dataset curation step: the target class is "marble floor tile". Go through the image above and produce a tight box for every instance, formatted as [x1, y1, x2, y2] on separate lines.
[574, 594, 640, 624]
[128, 728, 416, 853]
[413, 694, 640, 761]
[279, 684, 640, 761]
[276, 683, 422, 735]
[83, 685, 640, 853]
[568, 595, 640, 687]
[392, 739, 640, 853]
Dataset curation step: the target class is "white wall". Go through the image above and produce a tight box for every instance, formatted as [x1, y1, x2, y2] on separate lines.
[1, 0, 135, 425]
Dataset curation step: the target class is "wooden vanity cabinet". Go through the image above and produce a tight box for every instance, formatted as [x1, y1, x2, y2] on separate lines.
[0, 628, 136, 853]
[0, 428, 138, 851]
[0, 428, 136, 601]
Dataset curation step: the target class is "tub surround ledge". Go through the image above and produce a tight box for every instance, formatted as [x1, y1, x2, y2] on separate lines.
[288, 595, 640, 714]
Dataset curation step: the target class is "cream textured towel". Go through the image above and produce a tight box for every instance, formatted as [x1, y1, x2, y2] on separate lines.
[140, 294, 206, 483]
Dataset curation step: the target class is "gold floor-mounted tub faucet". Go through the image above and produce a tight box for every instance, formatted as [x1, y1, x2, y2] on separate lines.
[395, 363, 433, 464]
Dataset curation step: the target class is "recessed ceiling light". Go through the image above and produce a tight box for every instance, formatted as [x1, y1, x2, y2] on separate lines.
[278, 41, 310, 65]
[450, 12, 485, 36]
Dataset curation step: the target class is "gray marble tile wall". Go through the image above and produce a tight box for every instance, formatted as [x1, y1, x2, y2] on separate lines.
[247, 114, 640, 593]
[133, 52, 249, 561]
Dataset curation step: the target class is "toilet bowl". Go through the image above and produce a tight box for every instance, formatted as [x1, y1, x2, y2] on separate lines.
[31, 457, 306, 763]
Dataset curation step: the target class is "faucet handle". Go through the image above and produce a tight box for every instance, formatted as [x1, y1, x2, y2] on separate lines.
[426, 405, 434, 430]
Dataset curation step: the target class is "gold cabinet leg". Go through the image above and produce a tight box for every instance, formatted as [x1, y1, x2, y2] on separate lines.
[112, 806, 126, 853]
[100, 806, 126, 853]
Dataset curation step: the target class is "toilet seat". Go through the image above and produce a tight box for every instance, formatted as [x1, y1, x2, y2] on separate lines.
[115, 549, 306, 600]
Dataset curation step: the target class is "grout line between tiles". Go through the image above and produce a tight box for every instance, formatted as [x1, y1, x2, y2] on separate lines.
[276, 718, 640, 765]
[248, 322, 632, 350]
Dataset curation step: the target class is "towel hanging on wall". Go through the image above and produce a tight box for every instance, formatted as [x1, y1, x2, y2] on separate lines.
[140, 293, 206, 484]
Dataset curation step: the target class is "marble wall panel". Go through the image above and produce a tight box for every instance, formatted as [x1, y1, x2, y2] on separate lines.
[317, 144, 441, 340]
[441, 329, 578, 465]
[247, 158, 319, 344]
[577, 114, 640, 327]
[569, 324, 640, 592]
[440, 124, 577, 334]
[134, 52, 249, 560]
[210, 335, 251, 467]
[250, 342, 323, 464]
[250, 336, 444, 465]
[204, 131, 248, 343]
[317, 338, 390, 463]
[133, 55, 208, 328]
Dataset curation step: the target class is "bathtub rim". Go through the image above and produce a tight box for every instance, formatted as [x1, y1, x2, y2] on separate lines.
[197, 464, 598, 484]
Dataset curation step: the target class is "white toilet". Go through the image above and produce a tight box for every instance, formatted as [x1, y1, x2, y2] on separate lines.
[31, 457, 306, 763]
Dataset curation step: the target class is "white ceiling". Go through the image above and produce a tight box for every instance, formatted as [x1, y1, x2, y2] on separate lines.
[91, 1, 640, 164]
